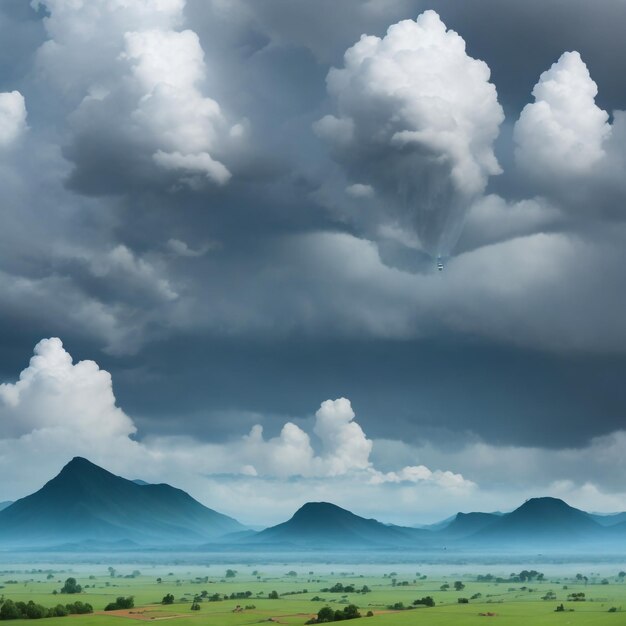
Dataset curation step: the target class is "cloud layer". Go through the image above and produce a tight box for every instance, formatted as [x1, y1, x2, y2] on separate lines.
[0, 1, 626, 517]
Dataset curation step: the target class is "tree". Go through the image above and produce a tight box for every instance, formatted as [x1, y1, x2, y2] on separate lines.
[317, 606, 335, 622]
[24, 601, 47, 619]
[0, 600, 20, 620]
[60, 577, 82, 594]
[454, 581, 465, 591]
[342, 605, 361, 619]
[162, 594, 175, 605]
[107, 567, 116, 578]
[225, 569, 237, 578]
[268, 591, 279, 600]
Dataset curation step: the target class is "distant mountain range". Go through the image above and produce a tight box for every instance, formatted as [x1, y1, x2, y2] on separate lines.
[0, 458, 624, 551]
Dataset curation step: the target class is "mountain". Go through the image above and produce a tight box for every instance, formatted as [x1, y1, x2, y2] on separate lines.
[0, 501, 13, 511]
[252, 502, 427, 548]
[0, 457, 245, 547]
[470, 497, 603, 545]
[438, 512, 501, 540]
[414, 514, 456, 531]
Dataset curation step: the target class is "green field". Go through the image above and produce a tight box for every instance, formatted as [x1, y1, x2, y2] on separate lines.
[0, 562, 624, 625]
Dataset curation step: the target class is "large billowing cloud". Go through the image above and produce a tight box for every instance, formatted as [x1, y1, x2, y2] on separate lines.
[0, 91, 26, 146]
[315, 10, 504, 257]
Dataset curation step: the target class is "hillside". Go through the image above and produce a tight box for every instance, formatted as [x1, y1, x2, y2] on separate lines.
[0, 457, 245, 546]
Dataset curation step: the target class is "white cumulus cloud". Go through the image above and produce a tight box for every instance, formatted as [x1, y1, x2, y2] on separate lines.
[0, 91, 27, 147]
[515, 51, 611, 178]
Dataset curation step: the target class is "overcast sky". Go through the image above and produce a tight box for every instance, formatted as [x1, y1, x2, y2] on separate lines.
[0, 0, 625, 527]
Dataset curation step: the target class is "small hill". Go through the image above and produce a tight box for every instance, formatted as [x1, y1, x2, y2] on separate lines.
[471, 497, 603, 545]
[590, 511, 626, 527]
[252, 502, 426, 547]
[0, 457, 245, 547]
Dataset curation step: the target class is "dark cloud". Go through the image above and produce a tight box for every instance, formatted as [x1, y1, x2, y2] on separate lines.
[93, 334, 626, 450]
[0, 0, 625, 482]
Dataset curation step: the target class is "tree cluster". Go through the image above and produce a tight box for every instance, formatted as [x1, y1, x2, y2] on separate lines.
[104, 596, 134, 611]
[306, 605, 361, 623]
[0, 599, 92, 620]
[320, 584, 370, 594]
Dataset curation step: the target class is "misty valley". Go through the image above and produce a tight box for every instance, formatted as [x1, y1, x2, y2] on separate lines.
[0, 458, 622, 624]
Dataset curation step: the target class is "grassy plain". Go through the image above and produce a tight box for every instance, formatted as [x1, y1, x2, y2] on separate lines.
[0, 561, 624, 625]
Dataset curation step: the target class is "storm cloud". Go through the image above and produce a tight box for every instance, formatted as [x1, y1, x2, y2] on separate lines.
[0, 0, 625, 520]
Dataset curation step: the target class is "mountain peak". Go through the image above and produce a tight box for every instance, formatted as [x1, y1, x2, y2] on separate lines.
[514, 497, 578, 515]
[293, 502, 351, 517]
[60, 456, 101, 473]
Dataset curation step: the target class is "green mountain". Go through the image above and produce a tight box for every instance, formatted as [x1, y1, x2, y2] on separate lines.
[252, 502, 427, 547]
[0, 457, 244, 546]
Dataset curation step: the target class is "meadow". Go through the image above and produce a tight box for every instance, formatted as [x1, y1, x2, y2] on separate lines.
[0, 559, 624, 625]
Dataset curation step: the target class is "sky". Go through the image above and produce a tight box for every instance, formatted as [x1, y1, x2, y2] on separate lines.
[0, 0, 626, 527]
